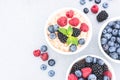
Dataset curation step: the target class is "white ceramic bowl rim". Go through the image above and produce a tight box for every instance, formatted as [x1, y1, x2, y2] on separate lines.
[98, 17, 120, 63]
[44, 8, 92, 55]
[65, 55, 116, 80]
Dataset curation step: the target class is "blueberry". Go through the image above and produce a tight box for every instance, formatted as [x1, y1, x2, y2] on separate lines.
[79, 78, 84, 80]
[78, 38, 85, 45]
[85, 56, 93, 63]
[75, 70, 82, 77]
[93, 57, 97, 63]
[112, 29, 118, 36]
[107, 21, 115, 27]
[48, 25, 55, 33]
[48, 70, 55, 77]
[117, 47, 120, 55]
[88, 74, 97, 80]
[102, 29, 107, 34]
[108, 41, 114, 47]
[49, 33, 56, 39]
[48, 59, 56, 66]
[107, 27, 112, 33]
[83, 8, 89, 14]
[102, 44, 109, 51]
[109, 52, 118, 59]
[80, 0, 86, 5]
[118, 30, 120, 36]
[103, 33, 112, 39]
[114, 24, 120, 29]
[114, 43, 120, 48]
[116, 20, 120, 25]
[40, 64, 47, 71]
[117, 37, 120, 43]
[109, 47, 116, 52]
[40, 45, 48, 52]
[53, 24, 59, 32]
[97, 59, 104, 65]
[95, 0, 101, 4]
[101, 38, 107, 45]
[104, 76, 110, 80]
[111, 36, 116, 42]
[102, 2, 109, 9]
[69, 44, 77, 52]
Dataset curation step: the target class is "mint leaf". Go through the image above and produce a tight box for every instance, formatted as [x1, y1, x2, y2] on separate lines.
[67, 37, 72, 45]
[66, 37, 78, 46]
[58, 28, 67, 36]
[67, 26, 73, 36]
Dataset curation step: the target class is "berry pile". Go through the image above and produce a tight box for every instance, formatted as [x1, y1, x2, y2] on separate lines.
[79, 0, 111, 22]
[47, 9, 89, 52]
[101, 20, 120, 60]
[68, 56, 112, 80]
[33, 45, 56, 77]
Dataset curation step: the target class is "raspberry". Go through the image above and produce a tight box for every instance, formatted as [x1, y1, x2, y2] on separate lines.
[80, 23, 89, 32]
[104, 71, 112, 79]
[57, 16, 67, 27]
[72, 28, 81, 37]
[97, 10, 108, 22]
[81, 67, 92, 78]
[91, 5, 99, 14]
[58, 31, 68, 43]
[69, 17, 80, 26]
[41, 52, 49, 61]
[68, 73, 78, 80]
[33, 49, 41, 57]
[66, 10, 74, 18]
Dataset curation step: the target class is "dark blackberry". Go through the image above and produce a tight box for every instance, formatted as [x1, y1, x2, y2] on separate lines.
[72, 28, 81, 37]
[102, 64, 108, 71]
[77, 59, 86, 70]
[98, 75, 103, 80]
[57, 31, 68, 43]
[70, 63, 79, 73]
[97, 10, 108, 22]
[92, 64, 103, 77]
[85, 63, 92, 67]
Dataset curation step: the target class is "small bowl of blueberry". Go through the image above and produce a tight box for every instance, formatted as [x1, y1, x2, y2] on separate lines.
[66, 55, 115, 80]
[45, 8, 92, 55]
[98, 17, 120, 63]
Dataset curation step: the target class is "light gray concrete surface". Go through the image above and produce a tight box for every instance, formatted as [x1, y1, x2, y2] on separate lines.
[0, 0, 120, 80]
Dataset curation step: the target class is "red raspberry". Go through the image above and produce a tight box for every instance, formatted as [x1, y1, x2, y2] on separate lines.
[41, 52, 49, 61]
[69, 17, 80, 26]
[33, 49, 41, 57]
[104, 71, 112, 79]
[80, 23, 89, 32]
[68, 73, 78, 80]
[81, 67, 92, 78]
[66, 10, 74, 18]
[91, 5, 99, 14]
[57, 16, 67, 27]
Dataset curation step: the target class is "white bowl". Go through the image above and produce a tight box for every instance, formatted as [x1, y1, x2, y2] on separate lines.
[66, 55, 116, 80]
[98, 17, 120, 63]
[44, 8, 92, 55]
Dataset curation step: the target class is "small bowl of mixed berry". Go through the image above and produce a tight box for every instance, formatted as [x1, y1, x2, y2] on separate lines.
[98, 17, 120, 63]
[45, 8, 92, 55]
[66, 55, 115, 80]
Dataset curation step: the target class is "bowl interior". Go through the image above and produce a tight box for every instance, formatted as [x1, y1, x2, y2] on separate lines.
[44, 8, 92, 55]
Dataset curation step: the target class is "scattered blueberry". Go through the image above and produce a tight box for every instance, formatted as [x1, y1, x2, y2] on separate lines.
[40, 64, 47, 71]
[108, 41, 114, 47]
[83, 8, 89, 14]
[69, 44, 77, 52]
[80, 0, 86, 5]
[116, 21, 120, 25]
[117, 47, 120, 55]
[110, 36, 116, 42]
[48, 25, 55, 33]
[102, 2, 109, 9]
[79, 78, 84, 80]
[109, 47, 116, 52]
[88, 74, 97, 80]
[40, 45, 48, 52]
[118, 30, 120, 36]
[103, 33, 112, 39]
[112, 29, 118, 36]
[95, 0, 101, 4]
[93, 57, 97, 63]
[114, 43, 120, 48]
[48, 59, 56, 66]
[49, 33, 56, 39]
[75, 70, 82, 77]
[102, 44, 109, 51]
[97, 59, 104, 65]
[109, 52, 118, 59]
[85, 56, 93, 63]
[48, 70, 55, 77]
[78, 38, 85, 45]
[107, 27, 112, 33]
[117, 37, 120, 43]
[114, 24, 120, 29]
[107, 21, 115, 27]
[53, 24, 59, 31]
[101, 38, 107, 45]
[104, 76, 110, 80]
[102, 29, 107, 34]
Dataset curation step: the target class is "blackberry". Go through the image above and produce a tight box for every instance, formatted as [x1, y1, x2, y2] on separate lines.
[98, 75, 103, 80]
[97, 10, 108, 22]
[58, 31, 68, 43]
[70, 63, 79, 73]
[85, 63, 92, 67]
[72, 28, 81, 37]
[92, 64, 103, 77]
[77, 59, 86, 70]
[102, 64, 108, 71]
